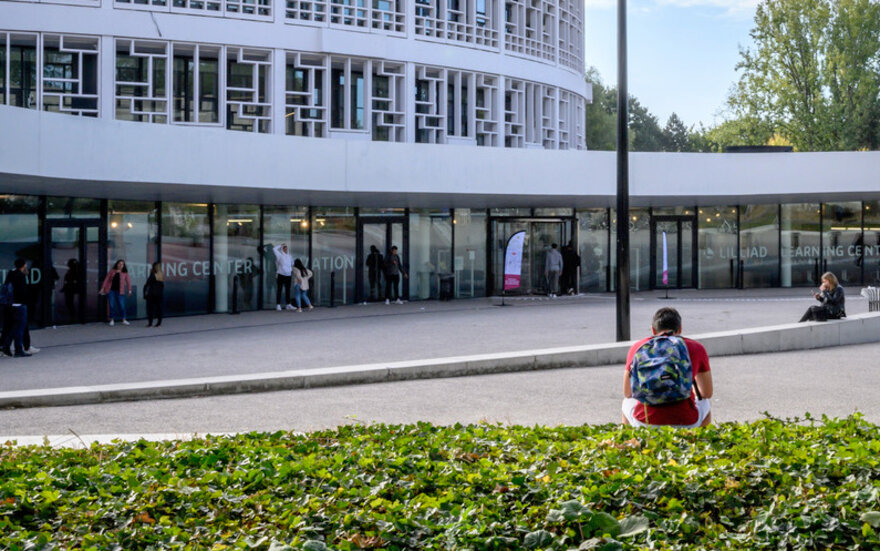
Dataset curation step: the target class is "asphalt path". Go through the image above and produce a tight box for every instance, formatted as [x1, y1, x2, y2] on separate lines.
[0, 290, 853, 392]
[1, 342, 875, 438]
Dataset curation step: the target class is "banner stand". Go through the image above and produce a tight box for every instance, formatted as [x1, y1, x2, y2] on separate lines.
[658, 231, 674, 300]
[498, 230, 526, 307]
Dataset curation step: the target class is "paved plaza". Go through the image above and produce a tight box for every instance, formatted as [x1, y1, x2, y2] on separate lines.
[0, 289, 877, 440]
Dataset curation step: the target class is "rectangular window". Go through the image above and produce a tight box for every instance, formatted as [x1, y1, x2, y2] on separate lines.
[454, 208, 487, 298]
[226, 47, 271, 133]
[42, 35, 99, 117]
[409, 210, 452, 299]
[740, 204, 779, 288]
[115, 39, 168, 123]
[781, 203, 820, 287]
[262, 206, 310, 308]
[108, 200, 159, 319]
[822, 201, 862, 286]
[863, 201, 880, 286]
[697, 206, 738, 289]
[577, 208, 608, 292]
[213, 204, 261, 313]
[0, 195, 41, 325]
[161, 202, 210, 316]
[311, 207, 356, 306]
[7, 34, 38, 109]
[172, 44, 220, 124]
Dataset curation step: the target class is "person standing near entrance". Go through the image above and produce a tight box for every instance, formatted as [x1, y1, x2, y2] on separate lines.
[292, 258, 314, 312]
[385, 245, 407, 305]
[273, 244, 294, 311]
[0, 258, 34, 357]
[561, 241, 580, 295]
[61, 258, 81, 323]
[100, 259, 132, 326]
[545, 243, 563, 298]
[144, 262, 165, 327]
[366, 245, 384, 301]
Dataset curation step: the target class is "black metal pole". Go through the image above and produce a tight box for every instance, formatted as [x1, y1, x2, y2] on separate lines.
[615, 0, 631, 341]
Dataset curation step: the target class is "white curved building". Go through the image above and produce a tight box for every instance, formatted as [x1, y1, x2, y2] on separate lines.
[1, 0, 880, 327]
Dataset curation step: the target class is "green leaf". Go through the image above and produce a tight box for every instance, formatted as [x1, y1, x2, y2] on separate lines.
[524, 529, 555, 549]
[586, 512, 620, 538]
[302, 541, 328, 551]
[617, 515, 649, 538]
[861, 512, 880, 528]
[578, 538, 602, 550]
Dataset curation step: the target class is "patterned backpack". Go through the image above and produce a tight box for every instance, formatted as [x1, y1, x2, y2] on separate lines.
[629, 335, 693, 406]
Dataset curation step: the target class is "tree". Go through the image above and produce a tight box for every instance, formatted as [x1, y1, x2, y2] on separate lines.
[662, 113, 690, 152]
[726, 0, 880, 151]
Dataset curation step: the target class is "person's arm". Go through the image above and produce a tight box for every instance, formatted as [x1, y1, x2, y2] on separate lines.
[273, 245, 282, 260]
[694, 370, 713, 399]
[623, 369, 632, 398]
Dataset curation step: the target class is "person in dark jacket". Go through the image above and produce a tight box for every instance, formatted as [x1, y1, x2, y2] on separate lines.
[799, 272, 846, 322]
[0, 258, 33, 357]
[144, 262, 165, 327]
[561, 241, 581, 295]
[366, 245, 384, 301]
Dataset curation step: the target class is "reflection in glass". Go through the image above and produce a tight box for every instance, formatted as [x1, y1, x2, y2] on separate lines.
[740, 204, 779, 288]
[863, 201, 880, 286]
[47, 196, 101, 219]
[0, 195, 41, 325]
[409, 210, 452, 299]
[697, 206, 737, 289]
[454, 209, 487, 298]
[577, 208, 608, 292]
[108, 200, 159, 319]
[822, 201, 862, 286]
[262, 206, 309, 308]
[781, 203, 820, 287]
[311, 207, 356, 306]
[161, 202, 210, 316]
[214, 204, 261, 313]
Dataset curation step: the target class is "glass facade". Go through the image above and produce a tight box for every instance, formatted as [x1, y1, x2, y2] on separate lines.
[161, 202, 210, 316]
[6, 194, 880, 325]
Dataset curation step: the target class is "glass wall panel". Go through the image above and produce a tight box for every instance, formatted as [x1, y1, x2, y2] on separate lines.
[629, 208, 650, 291]
[740, 204, 779, 288]
[311, 207, 356, 306]
[697, 206, 738, 289]
[409, 210, 452, 299]
[534, 208, 573, 217]
[781, 203, 820, 287]
[490, 208, 531, 217]
[576, 208, 609, 292]
[822, 201, 862, 286]
[262, 206, 309, 308]
[454, 208, 487, 298]
[359, 208, 405, 216]
[47, 197, 101, 219]
[161, 202, 210, 316]
[0, 195, 42, 326]
[863, 202, 880, 286]
[108, 200, 159, 319]
[213, 204, 261, 313]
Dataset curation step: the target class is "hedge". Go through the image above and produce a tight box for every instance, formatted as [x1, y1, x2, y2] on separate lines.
[1, 415, 879, 550]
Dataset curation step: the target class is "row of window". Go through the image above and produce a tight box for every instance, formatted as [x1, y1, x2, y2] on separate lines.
[5, 0, 583, 70]
[0, 32, 587, 148]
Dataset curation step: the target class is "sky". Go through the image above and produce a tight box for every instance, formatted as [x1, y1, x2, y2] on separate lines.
[584, 0, 761, 130]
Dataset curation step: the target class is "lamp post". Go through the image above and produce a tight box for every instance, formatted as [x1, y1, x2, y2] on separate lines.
[616, 0, 631, 342]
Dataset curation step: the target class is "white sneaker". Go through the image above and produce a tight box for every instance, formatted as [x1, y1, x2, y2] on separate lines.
[395, 299, 403, 305]
[122, 320, 130, 326]
[385, 299, 390, 305]
[285, 304, 295, 311]
[26, 347, 40, 354]
[109, 320, 115, 326]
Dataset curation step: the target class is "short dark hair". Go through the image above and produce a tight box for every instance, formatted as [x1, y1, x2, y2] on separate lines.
[14, 258, 26, 270]
[551, 243, 558, 249]
[391, 246, 398, 251]
[652, 307, 682, 334]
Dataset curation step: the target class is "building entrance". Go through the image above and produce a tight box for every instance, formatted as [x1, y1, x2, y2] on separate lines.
[650, 215, 696, 290]
[356, 218, 408, 302]
[43, 220, 105, 325]
[491, 219, 571, 295]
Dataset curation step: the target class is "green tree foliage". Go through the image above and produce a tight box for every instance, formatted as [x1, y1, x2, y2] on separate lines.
[726, 0, 880, 151]
[585, 70, 703, 152]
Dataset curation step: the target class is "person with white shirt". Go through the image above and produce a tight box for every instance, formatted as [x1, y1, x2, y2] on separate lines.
[273, 244, 294, 311]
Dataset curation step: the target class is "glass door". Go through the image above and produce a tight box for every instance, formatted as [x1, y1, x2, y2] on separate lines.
[356, 218, 407, 302]
[492, 219, 570, 295]
[651, 216, 695, 290]
[531, 221, 565, 295]
[46, 220, 103, 324]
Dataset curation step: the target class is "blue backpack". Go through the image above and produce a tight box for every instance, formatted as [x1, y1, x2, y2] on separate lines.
[0, 282, 13, 306]
[630, 335, 693, 406]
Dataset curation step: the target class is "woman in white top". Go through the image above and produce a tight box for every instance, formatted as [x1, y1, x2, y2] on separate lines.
[292, 259, 314, 312]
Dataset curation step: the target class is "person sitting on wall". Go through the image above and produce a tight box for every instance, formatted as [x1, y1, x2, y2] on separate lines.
[799, 272, 845, 322]
[622, 307, 713, 428]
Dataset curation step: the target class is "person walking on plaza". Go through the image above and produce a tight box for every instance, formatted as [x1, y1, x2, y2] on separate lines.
[61, 258, 81, 323]
[622, 307, 713, 428]
[143, 262, 165, 327]
[292, 259, 314, 312]
[561, 241, 580, 296]
[100, 259, 132, 326]
[384, 245, 407, 305]
[544, 243, 563, 298]
[273, 243, 294, 311]
[366, 245, 384, 301]
[0, 259, 34, 357]
[799, 272, 845, 322]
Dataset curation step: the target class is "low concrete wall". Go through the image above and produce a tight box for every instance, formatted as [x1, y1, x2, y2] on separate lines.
[1, 313, 878, 408]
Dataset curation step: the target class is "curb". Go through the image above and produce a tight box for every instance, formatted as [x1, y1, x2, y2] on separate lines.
[2, 313, 879, 409]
